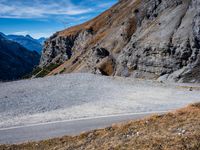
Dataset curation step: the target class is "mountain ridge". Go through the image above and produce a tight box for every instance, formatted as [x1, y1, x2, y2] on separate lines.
[7, 34, 45, 53]
[0, 34, 40, 81]
[39, 0, 200, 83]
[0, 32, 46, 53]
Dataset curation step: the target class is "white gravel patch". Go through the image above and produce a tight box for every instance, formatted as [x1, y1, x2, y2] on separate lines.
[0, 73, 200, 128]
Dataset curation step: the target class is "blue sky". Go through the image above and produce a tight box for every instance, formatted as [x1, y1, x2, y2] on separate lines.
[0, 0, 117, 38]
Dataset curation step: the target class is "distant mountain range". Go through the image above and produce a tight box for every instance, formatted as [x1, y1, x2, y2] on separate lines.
[0, 32, 46, 53]
[37, 37, 46, 45]
[0, 34, 40, 81]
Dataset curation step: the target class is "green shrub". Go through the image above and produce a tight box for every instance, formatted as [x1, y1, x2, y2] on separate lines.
[35, 69, 50, 78]
[59, 68, 66, 74]
[46, 63, 60, 71]
[35, 63, 61, 78]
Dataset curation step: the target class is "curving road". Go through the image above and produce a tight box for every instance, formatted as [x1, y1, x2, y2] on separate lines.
[0, 111, 167, 144]
[0, 73, 200, 144]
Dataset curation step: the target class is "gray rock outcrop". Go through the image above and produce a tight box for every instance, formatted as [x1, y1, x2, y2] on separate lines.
[39, 0, 200, 83]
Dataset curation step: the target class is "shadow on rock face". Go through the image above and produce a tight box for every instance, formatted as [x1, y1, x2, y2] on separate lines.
[94, 48, 110, 58]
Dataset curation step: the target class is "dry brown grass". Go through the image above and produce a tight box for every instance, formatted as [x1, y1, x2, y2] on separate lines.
[46, 0, 142, 75]
[1, 103, 200, 150]
[58, 0, 139, 40]
[88, 31, 107, 46]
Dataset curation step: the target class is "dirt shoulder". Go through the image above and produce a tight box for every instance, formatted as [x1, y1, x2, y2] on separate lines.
[1, 103, 200, 150]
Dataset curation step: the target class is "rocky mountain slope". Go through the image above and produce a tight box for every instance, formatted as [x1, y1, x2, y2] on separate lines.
[0, 35, 40, 81]
[39, 0, 200, 83]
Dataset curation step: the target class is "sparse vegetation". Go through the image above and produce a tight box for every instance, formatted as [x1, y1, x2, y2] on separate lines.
[45, 63, 61, 72]
[59, 68, 66, 74]
[32, 63, 61, 78]
[22, 67, 42, 79]
[31, 67, 42, 75]
[35, 69, 50, 78]
[1, 103, 200, 150]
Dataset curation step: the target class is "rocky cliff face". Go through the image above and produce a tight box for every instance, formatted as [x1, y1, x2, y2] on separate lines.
[40, 0, 200, 83]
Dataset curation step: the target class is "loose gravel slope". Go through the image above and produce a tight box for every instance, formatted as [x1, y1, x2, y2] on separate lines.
[0, 73, 200, 128]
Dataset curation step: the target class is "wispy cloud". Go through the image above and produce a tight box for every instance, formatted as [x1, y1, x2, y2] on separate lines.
[0, 0, 116, 19]
[0, 0, 117, 38]
[11, 31, 29, 35]
[9, 31, 54, 39]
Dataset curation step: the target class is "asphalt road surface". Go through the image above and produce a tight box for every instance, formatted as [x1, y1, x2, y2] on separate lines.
[0, 111, 166, 144]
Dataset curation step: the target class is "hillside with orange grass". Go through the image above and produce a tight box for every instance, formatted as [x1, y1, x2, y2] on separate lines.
[1, 103, 200, 150]
[37, 0, 200, 83]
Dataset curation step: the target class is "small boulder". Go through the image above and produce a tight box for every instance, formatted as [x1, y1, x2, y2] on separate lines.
[96, 57, 115, 76]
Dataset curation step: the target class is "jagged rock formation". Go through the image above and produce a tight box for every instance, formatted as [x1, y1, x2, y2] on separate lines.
[40, 0, 200, 83]
[0, 35, 40, 81]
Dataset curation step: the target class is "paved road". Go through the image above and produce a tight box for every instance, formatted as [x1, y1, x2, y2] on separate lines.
[0, 111, 166, 144]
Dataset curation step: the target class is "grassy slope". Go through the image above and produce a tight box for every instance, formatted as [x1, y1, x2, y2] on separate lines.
[1, 103, 200, 150]
[47, 0, 139, 76]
